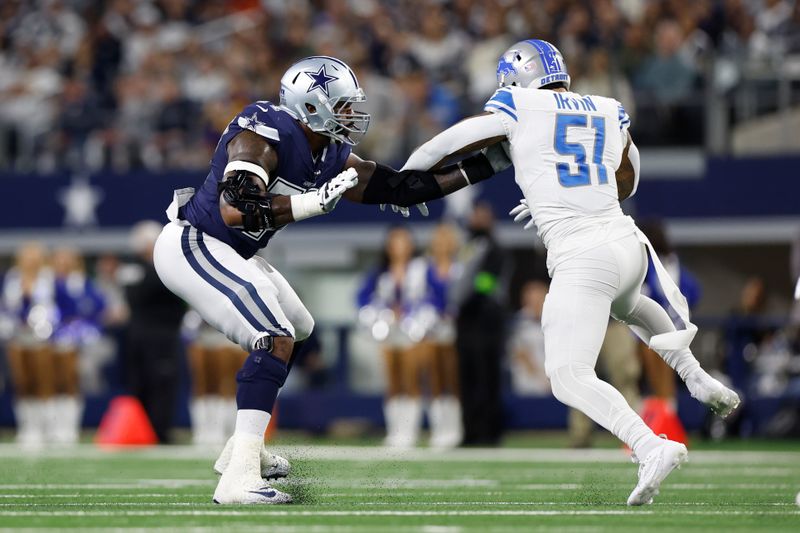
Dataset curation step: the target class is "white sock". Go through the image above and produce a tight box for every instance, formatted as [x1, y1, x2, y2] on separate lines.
[205, 396, 220, 443]
[14, 399, 33, 442]
[428, 397, 445, 445]
[624, 296, 702, 380]
[58, 395, 82, 444]
[220, 398, 237, 439]
[31, 399, 47, 442]
[234, 409, 270, 439]
[401, 397, 423, 446]
[44, 397, 62, 441]
[444, 395, 463, 443]
[190, 397, 207, 444]
[383, 397, 400, 443]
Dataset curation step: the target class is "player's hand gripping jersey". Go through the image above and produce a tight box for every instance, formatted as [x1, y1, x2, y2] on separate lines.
[484, 86, 635, 271]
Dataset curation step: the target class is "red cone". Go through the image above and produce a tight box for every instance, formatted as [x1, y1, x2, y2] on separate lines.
[95, 396, 158, 447]
[640, 397, 689, 445]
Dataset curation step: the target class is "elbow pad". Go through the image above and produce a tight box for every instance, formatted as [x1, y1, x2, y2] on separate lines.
[628, 141, 641, 197]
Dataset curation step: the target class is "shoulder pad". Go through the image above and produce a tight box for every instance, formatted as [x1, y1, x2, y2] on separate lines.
[484, 88, 517, 122]
[235, 102, 283, 142]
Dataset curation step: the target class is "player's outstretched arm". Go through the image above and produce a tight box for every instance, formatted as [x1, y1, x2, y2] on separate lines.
[402, 112, 507, 171]
[340, 143, 510, 208]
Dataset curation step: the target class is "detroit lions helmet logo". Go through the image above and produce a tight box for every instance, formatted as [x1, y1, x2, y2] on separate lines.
[497, 52, 518, 78]
[304, 65, 338, 97]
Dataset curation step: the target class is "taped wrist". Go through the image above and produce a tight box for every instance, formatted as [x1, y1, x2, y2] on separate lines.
[290, 191, 325, 221]
[450, 153, 495, 185]
[361, 163, 444, 206]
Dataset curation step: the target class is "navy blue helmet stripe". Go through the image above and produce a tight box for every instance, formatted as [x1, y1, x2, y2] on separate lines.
[194, 231, 292, 337]
[180, 227, 281, 337]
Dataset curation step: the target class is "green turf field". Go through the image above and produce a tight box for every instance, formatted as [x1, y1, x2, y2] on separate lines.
[0, 440, 798, 531]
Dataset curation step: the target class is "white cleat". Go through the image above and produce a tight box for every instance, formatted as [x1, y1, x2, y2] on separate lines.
[686, 371, 741, 419]
[212, 477, 293, 505]
[214, 436, 291, 480]
[212, 434, 292, 505]
[627, 439, 688, 506]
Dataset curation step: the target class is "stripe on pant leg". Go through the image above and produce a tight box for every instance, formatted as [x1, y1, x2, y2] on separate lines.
[180, 227, 282, 337]
[187, 228, 291, 337]
[188, 237, 286, 337]
[194, 231, 292, 337]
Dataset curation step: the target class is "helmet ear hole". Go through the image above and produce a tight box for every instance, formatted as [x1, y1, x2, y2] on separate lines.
[305, 103, 317, 114]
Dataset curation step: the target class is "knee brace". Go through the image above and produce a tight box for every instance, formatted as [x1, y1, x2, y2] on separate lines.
[253, 335, 274, 352]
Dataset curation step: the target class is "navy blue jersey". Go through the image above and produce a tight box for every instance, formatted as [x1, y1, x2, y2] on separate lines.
[181, 101, 352, 259]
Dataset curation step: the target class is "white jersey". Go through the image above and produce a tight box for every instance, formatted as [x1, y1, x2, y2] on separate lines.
[485, 87, 636, 273]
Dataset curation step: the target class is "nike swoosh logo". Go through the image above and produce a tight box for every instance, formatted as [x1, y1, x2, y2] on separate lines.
[249, 489, 277, 498]
[256, 105, 269, 112]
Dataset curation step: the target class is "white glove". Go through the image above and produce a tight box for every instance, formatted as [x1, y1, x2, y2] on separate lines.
[319, 167, 359, 212]
[378, 202, 429, 217]
[509, 198, 534, 230]
[291, 168, 359, 221]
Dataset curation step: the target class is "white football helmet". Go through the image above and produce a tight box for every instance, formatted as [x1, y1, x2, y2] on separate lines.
[279, 56, 370, 146]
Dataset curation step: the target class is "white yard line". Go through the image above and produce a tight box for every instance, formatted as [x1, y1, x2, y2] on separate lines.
[1, 444, 798, 466]
[0, 499, 795, 508]
[0, 509, 798, 517]
[0, 481, 795, 492]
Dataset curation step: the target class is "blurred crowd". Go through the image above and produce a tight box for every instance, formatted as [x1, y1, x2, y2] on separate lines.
[1, 0, 799, 172]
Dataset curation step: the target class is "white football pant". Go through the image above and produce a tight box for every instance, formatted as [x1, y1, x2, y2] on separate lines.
[543, 232, 685, 454]
[154, 222, 314, 350]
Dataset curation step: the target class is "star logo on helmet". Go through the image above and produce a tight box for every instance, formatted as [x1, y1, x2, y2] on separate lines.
[304, 65, 338, 97]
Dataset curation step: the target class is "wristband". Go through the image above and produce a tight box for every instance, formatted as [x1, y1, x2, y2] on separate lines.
[290, 192, 325, 221]
[224, 161, 269, 187]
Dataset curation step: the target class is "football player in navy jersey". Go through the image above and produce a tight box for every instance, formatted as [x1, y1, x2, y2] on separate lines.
[153, 56, 511, 504]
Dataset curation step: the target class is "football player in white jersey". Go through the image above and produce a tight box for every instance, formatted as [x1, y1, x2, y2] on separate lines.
[402, 39, 740, 506]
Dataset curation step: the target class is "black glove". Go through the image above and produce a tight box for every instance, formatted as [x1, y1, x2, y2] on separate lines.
[218, 171, 275, 232]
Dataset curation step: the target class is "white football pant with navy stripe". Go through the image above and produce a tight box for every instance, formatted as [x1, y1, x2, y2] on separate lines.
[154, 221, 314, 351]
